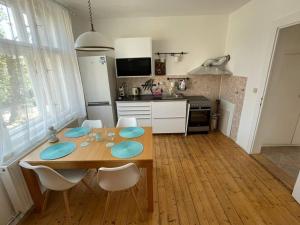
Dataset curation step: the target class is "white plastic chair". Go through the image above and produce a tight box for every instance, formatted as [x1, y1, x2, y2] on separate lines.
[97, 163, 143, 224]
[116, 117, 138, 128]
[19, 161, 93, 219]
[81, 119, 103, 129]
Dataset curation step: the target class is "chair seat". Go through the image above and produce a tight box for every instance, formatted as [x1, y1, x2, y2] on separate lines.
[56, 169, 88, 184]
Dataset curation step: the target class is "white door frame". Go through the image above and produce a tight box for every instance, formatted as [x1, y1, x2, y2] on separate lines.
[249, 11, 300, 154]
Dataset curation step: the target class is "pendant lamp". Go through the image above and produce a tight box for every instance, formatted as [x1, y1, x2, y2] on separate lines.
[75, 0, 114, 51]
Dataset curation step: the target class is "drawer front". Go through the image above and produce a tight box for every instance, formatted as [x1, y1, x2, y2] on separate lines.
[117, 114, 151, 119]
[117, 106, 150, 111]
[152, 101, 187, 118]
[116, 102, 151, 108]
[152, 118, 186, 133]
[118, 110, 151, 116]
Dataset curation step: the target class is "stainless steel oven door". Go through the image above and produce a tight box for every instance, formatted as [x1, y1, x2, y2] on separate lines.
[188, 108, 211, 132]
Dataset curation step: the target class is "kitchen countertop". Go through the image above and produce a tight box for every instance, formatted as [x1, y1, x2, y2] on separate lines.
[116, 95, 187, 102]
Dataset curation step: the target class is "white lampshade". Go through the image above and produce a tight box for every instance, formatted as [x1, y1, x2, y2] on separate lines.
[75, 31, 114, 51]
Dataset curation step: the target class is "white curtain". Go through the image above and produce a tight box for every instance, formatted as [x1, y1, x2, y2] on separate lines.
[0, 0, 86, 164]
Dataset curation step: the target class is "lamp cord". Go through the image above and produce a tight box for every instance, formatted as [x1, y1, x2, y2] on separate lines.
[88, 0, 95, 31]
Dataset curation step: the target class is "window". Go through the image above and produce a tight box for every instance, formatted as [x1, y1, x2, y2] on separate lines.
[0, 0, 86, 164]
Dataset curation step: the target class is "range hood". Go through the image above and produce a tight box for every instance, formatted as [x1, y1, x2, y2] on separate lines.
[188, 55, 232, 75]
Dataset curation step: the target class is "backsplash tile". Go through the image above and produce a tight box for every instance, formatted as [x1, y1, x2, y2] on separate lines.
[117, 75, 221, 111]
[220, 75, 247, 140]
[117, 75, 247, 141]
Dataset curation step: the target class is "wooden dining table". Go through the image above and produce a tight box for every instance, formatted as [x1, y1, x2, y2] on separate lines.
[20, 127, 154, 212]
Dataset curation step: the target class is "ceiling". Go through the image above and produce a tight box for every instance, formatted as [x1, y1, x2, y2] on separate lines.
[58, 0, 250, 19]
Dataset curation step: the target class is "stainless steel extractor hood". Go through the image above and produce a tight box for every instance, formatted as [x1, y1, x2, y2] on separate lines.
[188, 55, 232, 75]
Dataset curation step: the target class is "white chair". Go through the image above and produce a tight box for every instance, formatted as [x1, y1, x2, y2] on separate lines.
[81, 119, 103, 129]
[97, 163, 143, 224]
[116, 117, 138, 128]
[19, 161, 93, 219]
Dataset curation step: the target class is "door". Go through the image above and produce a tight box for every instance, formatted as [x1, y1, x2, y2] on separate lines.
[292, 115, 300, 144]
[78, 56, 112, 103]
[262, 52, 300, 144]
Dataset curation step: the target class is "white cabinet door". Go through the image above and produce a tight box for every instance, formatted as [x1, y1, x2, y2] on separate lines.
[152, 118, 186, 133]
[152, 101, 187, 133]
[152, 101, 186, 118]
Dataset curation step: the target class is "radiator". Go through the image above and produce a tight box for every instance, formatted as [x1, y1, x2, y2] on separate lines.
[219, 99, 235, 137]
[0, 161, 33, 215]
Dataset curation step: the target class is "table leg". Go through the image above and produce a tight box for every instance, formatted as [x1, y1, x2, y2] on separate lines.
[21, 167, 44, 212]
[146, 163, 153, 212]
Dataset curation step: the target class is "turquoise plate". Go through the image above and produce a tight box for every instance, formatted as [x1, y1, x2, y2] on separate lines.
[111, 141, 144, 159]
[119, 127, 145, 139]
[40, 142, 76, 160]
[64, 127, 90, 138]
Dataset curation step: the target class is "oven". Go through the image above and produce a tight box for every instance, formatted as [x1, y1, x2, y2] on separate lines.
[187, 101, 211, 133]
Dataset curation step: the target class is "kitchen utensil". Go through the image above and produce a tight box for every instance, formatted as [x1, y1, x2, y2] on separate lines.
[132, 87, 141, 96]
[178, 79, 186, 91]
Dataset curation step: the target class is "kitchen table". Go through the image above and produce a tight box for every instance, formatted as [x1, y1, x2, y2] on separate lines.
[20, 127, 154, 212]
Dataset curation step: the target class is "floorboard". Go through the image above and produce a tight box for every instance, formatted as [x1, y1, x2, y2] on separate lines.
[19, 132, 300, 225]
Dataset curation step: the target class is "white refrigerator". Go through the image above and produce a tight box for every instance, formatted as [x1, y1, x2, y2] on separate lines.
[78, 56, 117, 127]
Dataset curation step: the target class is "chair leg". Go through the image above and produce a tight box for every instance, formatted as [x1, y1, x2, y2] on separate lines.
[42, 190, 50, 213]
[101, 192, 111, 225]
[63, 191, 71, 220]
[82, 179, 97, 196]
[130, 188, 144, 220]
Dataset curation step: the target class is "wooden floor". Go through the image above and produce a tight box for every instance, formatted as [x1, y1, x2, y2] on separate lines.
[20, 132, 300, 225]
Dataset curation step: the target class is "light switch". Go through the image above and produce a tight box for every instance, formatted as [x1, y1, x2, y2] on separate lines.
[253, 88, 258, 93]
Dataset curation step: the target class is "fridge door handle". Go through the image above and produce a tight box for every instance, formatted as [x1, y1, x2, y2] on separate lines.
[87, 101, 110, 106]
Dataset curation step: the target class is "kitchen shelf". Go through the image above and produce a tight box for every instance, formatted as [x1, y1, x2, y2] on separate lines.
[166, 77, 190, 80]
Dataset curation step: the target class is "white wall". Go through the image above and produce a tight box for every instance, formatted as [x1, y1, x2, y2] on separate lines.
[225, 0, 300, 153]
[72, 15, 228, 75]
[0, 178, 15, 225]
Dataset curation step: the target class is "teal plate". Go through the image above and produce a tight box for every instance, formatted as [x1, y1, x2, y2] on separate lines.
[64, 127, 90, 138]
[111, 141, 143, 159]
[119, 127, 145, 139]
[40, 142, 76, 160]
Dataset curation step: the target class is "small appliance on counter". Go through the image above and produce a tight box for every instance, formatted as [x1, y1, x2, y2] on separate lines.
[118, 82, 126, 100]
[131, 87, 141, 96]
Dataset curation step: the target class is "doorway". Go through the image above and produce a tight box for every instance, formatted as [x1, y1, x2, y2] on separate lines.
[252, 24, 300, 189]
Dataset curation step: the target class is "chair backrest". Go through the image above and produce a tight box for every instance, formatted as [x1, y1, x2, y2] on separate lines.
[81, 120, 103, 129]
[19, 161, 75, 191]
[97, 163, 140, 192]
[116, 117, 138, 128]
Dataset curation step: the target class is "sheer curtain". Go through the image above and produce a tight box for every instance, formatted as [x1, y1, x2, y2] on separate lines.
[0, 0, 86, 164]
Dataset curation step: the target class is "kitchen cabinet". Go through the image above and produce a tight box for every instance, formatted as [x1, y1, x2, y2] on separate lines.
[116, 102, 152, 127]
[151, 101, 187, 133]
[116, 100, 187, 133]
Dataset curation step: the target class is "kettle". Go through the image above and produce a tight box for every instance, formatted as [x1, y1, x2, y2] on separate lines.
[131, 87, 141, 96]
